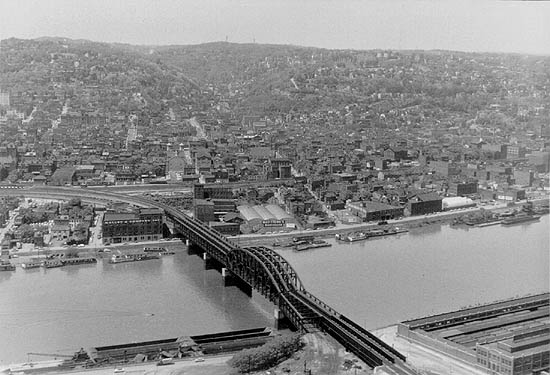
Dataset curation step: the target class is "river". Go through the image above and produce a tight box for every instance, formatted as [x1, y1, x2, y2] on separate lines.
[0, 216, 548, 364]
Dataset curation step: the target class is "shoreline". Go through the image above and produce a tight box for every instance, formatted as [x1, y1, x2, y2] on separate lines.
[231, 197, 548, 246]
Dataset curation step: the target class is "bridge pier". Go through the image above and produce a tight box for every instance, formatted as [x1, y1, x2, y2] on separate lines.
[187, 243, 201, 255]
[273, 307, 292, 330]
[203, 252, 216, 269]
[222, 268, 252, 297]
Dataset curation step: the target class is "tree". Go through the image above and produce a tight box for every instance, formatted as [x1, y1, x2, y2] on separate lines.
[68, 198, 82, 207]
[0, 167, 8, 181]
[229, 333, 303, 373]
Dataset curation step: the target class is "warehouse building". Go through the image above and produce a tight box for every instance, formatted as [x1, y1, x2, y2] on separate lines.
[442, 196, 476, 211]
[406, 193, 442, 216]
[237, 204, 295, 232]
[346, 201, 404, 222]
[476, 325, 549, 375]
[398, 293, 549, 375]
[102, 208, 163, 244]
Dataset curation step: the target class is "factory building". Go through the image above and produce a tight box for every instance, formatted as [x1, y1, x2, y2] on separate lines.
[237, 204, 295, 232]
[406, 193, 442, 216]
[442, 196, 476, 211]
[398, 293, 549, 375]
[476, 325, 549, 375]
[448, 181, 478, 196]
[102, 208, 163, 244]
[346, 201, 404, 222]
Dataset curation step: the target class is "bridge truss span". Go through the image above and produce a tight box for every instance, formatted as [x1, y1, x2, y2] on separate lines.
[2, 186, 415, 373]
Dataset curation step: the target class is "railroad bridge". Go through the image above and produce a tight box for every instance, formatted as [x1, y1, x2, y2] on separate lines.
[164, 205, 415, 372]
[1, 187, 417, 373]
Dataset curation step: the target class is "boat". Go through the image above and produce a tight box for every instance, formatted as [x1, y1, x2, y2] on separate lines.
[144, 247, 175, 255]
[336, 227, 408, 242]
[533, 206, 550, 215]
[61, 257, 97, 266]
[21, 259, 43, 269]
[0, 260, 16, 271]
[109, 252, 161, 264]
[294, 240, 332, 252]
[476, 220, 502, 227]
[336, 231, 369, 242]
[499, 210, 516, 218]
[293, 235, 315, 243]
[43, 259, 64, 268]
[133, 253, 161, 261]
[109, 254, 135, 264]
[370, 227, 408, 238]
[501, 214, 541, 226]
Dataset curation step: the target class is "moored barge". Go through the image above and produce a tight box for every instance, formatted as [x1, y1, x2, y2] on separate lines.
[335, 227, 408, 243]
[109, 252, 160, 264]
[144, 247, 175, 255]
[501, 214, 541, 226]
[293, 240, 332, 252]
[0, 260, 16, 271]
[21, 258, 43, 269]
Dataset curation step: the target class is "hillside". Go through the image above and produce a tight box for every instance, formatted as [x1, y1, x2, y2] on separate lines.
[1, 37, 548, 128]
[0, 38, 202, 124]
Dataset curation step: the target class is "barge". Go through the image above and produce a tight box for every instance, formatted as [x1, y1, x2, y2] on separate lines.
[109, 252, 160, 264]
[501, 214, 541, 226]
[293, 240, 332, 252]
[43, 259, 64, 268]
[476, 220, 502, 227]
[335, 227, 408, 242]
[144, 247, 175, 255]
[21, 258, 43, 269]
[62, 257, 97, 266]
[0, 260, 16, 271]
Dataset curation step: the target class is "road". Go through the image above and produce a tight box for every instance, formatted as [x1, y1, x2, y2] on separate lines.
[0, 207, 18, 244]
[9, 355, 233, 375]
[188, 117, 207, 139]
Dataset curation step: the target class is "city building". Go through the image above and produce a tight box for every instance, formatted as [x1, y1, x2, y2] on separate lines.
[0, 92, 9, 107]
[513, 170, 534, 187]
[193, 199, 215, 223]
[398, 294, 549, 375]
[506, 145, 527, 160]
[448, 181, 478, 196]
[406, 193, 442, 216]
[346, 201, 404, 222]
[476, 325, 549, 375]
[193, 183, 233, 200]
[237, 204, 295, 232]
[102, 208, 163, 244]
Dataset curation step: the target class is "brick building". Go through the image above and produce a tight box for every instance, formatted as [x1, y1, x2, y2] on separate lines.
[193, 199, 215, 223]
[102, 208, 163, 244]
[193, 183, 233, 200]
[475, 325, 549, 375]
[448, 181, 478, 196]
[346, 201, 404, 222]
[406, 193, 442, 216]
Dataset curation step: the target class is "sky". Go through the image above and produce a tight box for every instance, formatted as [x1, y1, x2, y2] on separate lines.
[0, 0, 549, 55]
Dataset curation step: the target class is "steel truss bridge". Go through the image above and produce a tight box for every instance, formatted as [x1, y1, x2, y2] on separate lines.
[1, 186, 417, 373]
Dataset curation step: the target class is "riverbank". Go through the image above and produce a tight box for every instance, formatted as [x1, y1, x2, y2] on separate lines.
[7, 239, 184, 262]
[231, 198, 548, 247]
[1, 332, 365, 375]
[372, 325, 485, 375]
